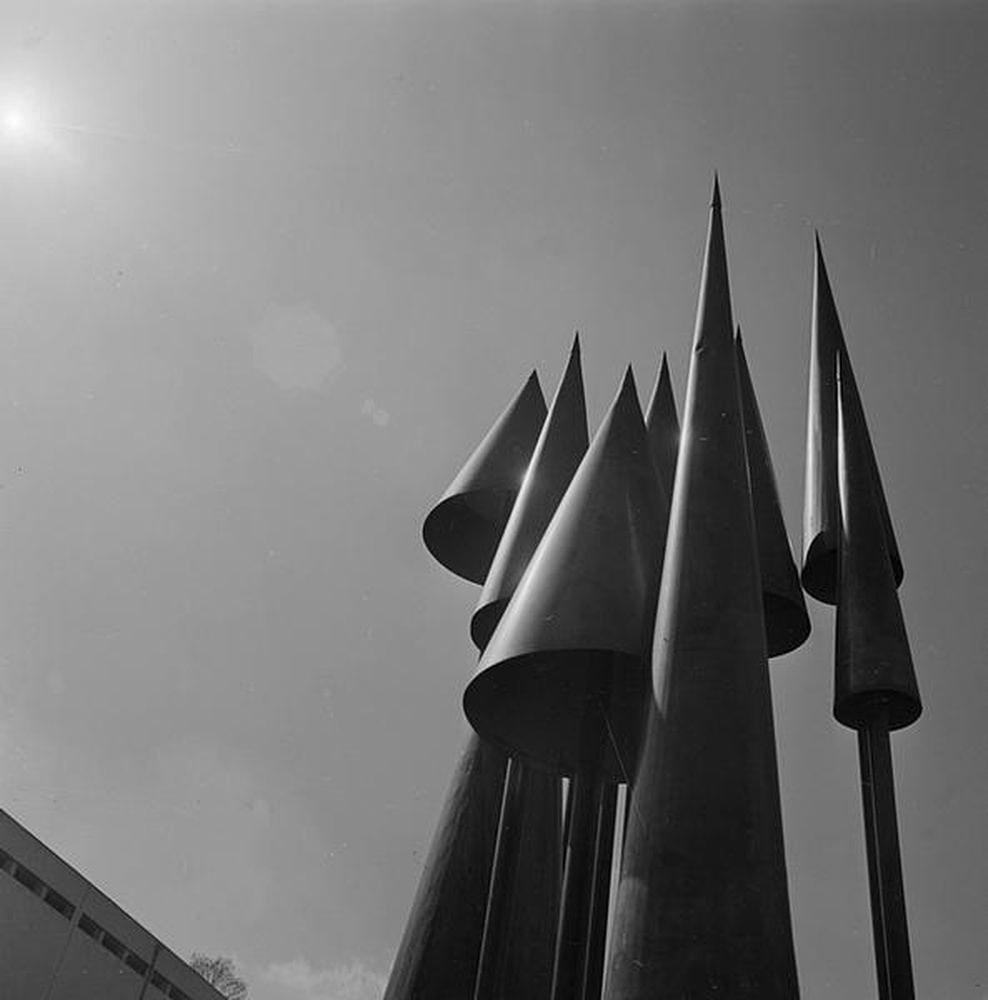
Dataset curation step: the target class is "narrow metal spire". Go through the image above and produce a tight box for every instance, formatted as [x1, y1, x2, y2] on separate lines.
[736, 327, 811, 657]
[835, 353, 920, 1000]
[604, 183, 800, 999]
[802, 235, 902, 602]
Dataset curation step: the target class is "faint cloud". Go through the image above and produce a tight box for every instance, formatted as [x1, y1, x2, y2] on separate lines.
[250, 302, 343, 391]
[260, 958, 386, 1000]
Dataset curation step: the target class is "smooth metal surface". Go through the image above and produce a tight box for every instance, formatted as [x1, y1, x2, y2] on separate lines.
[471, 336, 589, 650]
[643, 353, 679, 498]
[736, 329, 811, 657]
[834, 356, 921, 730]
[581, 783, 618, 1000]
[801, 235, 902, 603]
[550, 773, 598, 1000]
[550, 698, 610, 1000]
[858, 711, 916, 1000]
[384, 734, 506, 1000]
[473, 758, 562, 1000]
[464, 369, 668, 780]
[496, 764, 562, 1000]
[423, 371, 547, 584]
[604, 179, 800, 999]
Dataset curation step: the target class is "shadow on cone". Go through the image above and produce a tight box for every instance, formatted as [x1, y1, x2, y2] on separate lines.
[423, 371, 547, 584]
[736, 329, 811, 657]
[471, 336, 588, 650]
[464, 368, 668, 781]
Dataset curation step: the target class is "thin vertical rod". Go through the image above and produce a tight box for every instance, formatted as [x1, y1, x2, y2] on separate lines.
[550, 674, 612, 1000]
[581, 782, 618, 1000]
[473, 756, 528, 1000]
[550, 770, 600, 1000]
[857, 709, 915, 1000]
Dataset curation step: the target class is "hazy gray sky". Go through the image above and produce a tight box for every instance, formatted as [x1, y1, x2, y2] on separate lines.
[0, 3, 984, 998]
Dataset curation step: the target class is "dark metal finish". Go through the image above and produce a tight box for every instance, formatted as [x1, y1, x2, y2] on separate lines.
[423, 371, 547, 584]
[834, 356, 921, 730]
[385, 734, 561, 1000]
[858, 711, 916, 1000]
[473, 758, 562, 1000]
[802, 235, 902, 603]
[497, 763, 562, 1000]
[472, 757, 527, 1000]
[464, 369, 669, 780]
[384, 734, 506, 1000]
[604, 178, 800, 999]
[550, 772, 600, 1000]
[472, 336, 589, 650]
[581, 782, 618, 1000]
[736, 329, 811, 657]
[643, 353, 679, 499]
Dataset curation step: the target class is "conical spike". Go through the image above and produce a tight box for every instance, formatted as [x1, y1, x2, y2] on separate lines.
[471, 337, 589, 649]
[464, 368, 669, 781]
[736, 329, 811, 657]
[604, 187, 800, 998]
[423, 371, 547, 584]
[384, 734, 506, 1000]
[644, 353, 679, 497]
[834, 354, 921, 730]
[801, 236, 902, 602]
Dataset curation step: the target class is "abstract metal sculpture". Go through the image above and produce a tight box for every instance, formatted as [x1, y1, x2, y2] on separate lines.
[390, 178, 923, 1000]
[834, 351, 921, 1000]
[801, 236, 902, 603]
[604, 179, 801, 999]
[466, 367, 668, 1000]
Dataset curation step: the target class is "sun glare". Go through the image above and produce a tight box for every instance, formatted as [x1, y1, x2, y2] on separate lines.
[3, 108, 34, 137]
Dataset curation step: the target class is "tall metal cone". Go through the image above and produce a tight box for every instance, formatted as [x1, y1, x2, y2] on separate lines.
[384, 734, 506, 1000]
[471, 336, 589, 650]
[836, 355, 919, 999]
[604, 179, 800, 999]
[464, 368, 669, 781]
[644, 353, 679, 495]
[835, 354, 921, 730]
[736, 329, 811, 657]
[801, 235, 902, 603]
[423, 371, 547, 584]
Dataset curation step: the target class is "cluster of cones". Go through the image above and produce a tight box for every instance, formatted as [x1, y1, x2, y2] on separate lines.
[388, 179, 921, 1000]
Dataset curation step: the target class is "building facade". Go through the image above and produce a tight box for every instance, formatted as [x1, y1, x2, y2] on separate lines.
[0, 808, 225, 1000]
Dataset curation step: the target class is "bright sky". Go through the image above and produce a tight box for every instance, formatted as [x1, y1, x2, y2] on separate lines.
[0, 3, 984, 999]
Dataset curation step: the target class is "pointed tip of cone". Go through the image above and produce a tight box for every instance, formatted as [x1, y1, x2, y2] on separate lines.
[621, 364, 637, 396]
[562, 335, 585, 386]
[659, 352, 669, 375]
[814, 233, 830, 281]
[711, 172, 722, 208]
[735, 324, 743, 345]
[526, 369, 541, 392]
